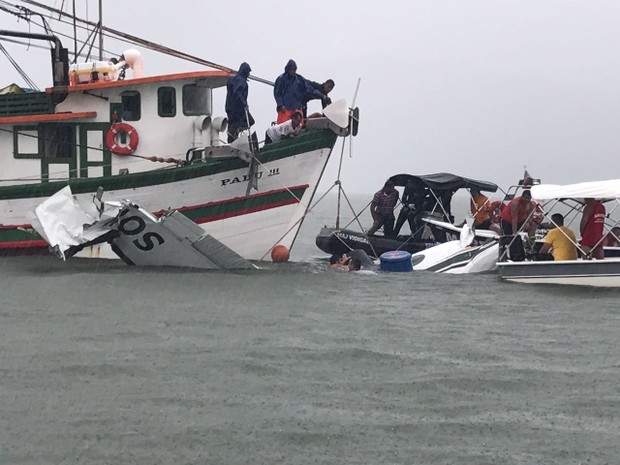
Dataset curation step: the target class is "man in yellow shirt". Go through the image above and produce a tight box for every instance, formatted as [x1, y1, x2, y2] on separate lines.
[539, 213, 577, 260]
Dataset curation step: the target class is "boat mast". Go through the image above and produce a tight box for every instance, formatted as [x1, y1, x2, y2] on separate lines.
[98, 0, 103, 60]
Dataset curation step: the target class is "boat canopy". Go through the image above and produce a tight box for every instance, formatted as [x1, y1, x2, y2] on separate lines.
[388, 173, 498, 192]
[531, 179, 620, 201]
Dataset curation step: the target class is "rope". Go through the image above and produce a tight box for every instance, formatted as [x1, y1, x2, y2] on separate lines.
[258, 181, 339, 261]
[246, 154, 304, 205]
[20, 0, 275, 86]
[337, 187, 379, 258]
[0, 42, 39, 90]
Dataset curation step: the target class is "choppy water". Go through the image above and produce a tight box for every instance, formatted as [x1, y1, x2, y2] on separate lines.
[1, 194, 619, 464]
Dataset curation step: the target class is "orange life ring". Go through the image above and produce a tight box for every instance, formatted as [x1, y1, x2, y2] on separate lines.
[106, 122, 139, 155]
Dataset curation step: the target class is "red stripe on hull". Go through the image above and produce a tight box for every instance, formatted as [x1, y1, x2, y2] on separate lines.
[193, 197, 301, 224]
[152, 184, 309, 216]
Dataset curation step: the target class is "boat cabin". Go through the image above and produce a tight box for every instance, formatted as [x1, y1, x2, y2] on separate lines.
[0, 46, 232, 187]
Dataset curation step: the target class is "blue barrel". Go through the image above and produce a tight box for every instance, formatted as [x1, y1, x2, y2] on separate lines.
[379, 250, 413, 272]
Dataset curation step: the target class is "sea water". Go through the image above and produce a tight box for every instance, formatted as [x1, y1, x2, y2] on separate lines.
[1, 193, 619, 465]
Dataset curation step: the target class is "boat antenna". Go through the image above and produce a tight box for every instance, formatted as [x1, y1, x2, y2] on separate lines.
[335, 78, 361, 229]
[20, 0, 274, 86]
[71, 0, 77, 63]
[98, 0, 103, 60]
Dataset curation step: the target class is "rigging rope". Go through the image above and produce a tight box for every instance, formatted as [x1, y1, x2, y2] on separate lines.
[19, 0, 275, 86]
[0, 42, 39, 89]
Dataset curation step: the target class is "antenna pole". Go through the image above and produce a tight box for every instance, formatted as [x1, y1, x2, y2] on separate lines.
[72, 0, 77, 63]
[98, 0, 103, 60]
[351, 78, 361, 108]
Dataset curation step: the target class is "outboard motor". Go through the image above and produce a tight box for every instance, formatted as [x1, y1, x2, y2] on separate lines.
[498, 235, 526, 262]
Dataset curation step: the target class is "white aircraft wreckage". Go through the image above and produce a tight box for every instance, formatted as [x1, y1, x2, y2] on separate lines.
[32, 186, 256, 270]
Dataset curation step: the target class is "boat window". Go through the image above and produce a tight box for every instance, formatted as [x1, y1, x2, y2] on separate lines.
[120, 91, 141, 121]
[42, 124, 75, 158]
[182, 84, 211, 116]
[157, 87, 176, 117]
[13, 125, 41, 159]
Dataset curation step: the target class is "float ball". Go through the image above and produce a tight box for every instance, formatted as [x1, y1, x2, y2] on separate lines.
[271, 244, 290, 262]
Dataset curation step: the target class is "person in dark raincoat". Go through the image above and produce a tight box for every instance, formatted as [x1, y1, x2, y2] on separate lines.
[302, 79, 334, 118]
[225, 62, 255, 143]
[273, 59, 326, 124]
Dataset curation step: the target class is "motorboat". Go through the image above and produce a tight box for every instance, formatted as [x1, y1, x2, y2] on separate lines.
[497, 179, 620, 287]
[315, 172, 499, 258]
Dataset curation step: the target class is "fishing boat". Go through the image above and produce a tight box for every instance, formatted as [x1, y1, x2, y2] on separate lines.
[497, 179, 620, 287]
[315, 172, 499, 258]
[0, 1, 354, 260]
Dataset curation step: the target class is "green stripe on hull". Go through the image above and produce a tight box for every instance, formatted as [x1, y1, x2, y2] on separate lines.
[0, 227, 41, 242]
[0, 129, 336, 201]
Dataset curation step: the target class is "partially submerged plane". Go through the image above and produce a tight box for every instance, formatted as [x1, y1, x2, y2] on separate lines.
[32, 186, 256, 270]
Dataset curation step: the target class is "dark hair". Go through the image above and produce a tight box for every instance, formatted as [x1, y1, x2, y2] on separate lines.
[292, 111, 303, 120]
[329, 254, 340, 265]
[349, 258, 362, 271]
[384, 180, 395, 189]
[551, 213, 564, 226]
[522, 189, 532, 198]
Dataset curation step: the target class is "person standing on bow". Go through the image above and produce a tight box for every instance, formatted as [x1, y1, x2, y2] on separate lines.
[580, 198, 606, 259]
[274, 59, 327, 124]
[367, 180, 399, 237]
[225, 62, 255, 143]
[302, 79, 334, 118]
[499, 189, 536, 236]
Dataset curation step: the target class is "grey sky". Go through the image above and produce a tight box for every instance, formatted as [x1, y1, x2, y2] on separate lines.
[3, 0, 620, 194]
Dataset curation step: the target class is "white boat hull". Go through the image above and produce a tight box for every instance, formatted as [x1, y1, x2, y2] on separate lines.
[498, 258, 620, 287]
[0, 131, 336, 261]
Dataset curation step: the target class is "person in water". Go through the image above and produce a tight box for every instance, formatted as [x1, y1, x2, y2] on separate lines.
[348, 258, 362, 271]
[225, 62, 254, 143]
[328, 253, 350, 270]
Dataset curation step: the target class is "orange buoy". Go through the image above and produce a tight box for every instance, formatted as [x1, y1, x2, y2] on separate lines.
[271, 244, 290, 262]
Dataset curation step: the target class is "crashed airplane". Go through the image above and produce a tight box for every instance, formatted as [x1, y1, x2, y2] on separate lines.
[32, 186, 256, 270]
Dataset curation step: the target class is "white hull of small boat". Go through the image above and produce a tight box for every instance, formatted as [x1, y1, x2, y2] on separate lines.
[498, 258, 620, 287]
